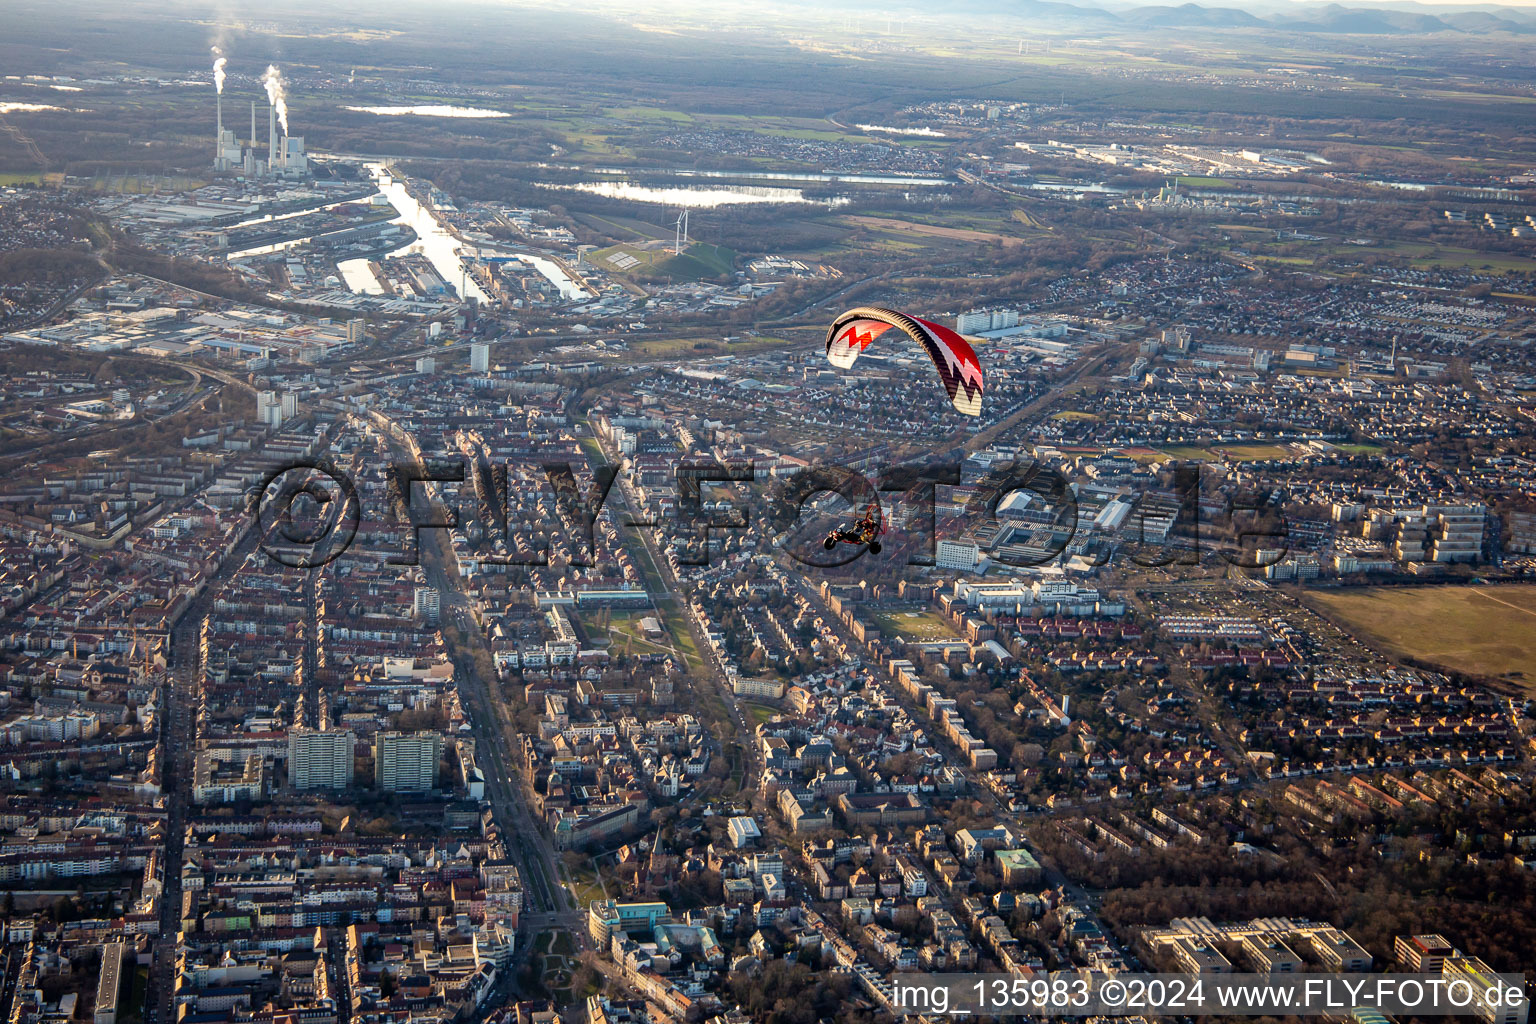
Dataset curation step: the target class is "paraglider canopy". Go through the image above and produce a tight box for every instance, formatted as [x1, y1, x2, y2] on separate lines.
[825, 305, 985, 416]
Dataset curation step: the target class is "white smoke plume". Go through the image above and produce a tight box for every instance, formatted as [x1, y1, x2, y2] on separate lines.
[262, 64, 289, 136]
[212, 47, 227, 94]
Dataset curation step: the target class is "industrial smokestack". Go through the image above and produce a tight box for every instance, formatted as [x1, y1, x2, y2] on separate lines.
[250, 101, 256, 148]
[211, 47, 227, 165]
[269, 104, 279, 170]
[262, 65, 289, 136]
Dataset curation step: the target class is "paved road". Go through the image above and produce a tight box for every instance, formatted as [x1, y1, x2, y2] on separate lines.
[144, 518, 265, 1024]
[379, 424, 589, 955]
[583, 425, 764, 794]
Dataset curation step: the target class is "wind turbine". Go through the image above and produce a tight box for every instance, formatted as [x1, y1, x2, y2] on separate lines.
[674, 210, 689, 254]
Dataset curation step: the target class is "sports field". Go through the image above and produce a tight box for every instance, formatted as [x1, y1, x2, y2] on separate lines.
[1157, 443, 1297, 463]
[1307, 585, 1536, 690]
[871, 609, 959, 642]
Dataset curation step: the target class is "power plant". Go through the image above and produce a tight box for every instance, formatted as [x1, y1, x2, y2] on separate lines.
[213, 95, 243, 172]
[210, 57, 308, 179]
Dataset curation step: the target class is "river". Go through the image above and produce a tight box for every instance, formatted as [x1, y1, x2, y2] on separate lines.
[337, 164, 589, 303]
[588, 166, 950, 186]
[225, 193, 384, 231]
[335, 166, 491, 303]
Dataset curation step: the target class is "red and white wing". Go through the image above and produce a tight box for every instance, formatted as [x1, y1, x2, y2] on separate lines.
[914, 316, 985, 417]
[825, 305, 986, 416]
[826, 317, 894, 369]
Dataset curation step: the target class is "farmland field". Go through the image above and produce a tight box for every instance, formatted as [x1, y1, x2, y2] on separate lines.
[1307, 585, 1536, 690]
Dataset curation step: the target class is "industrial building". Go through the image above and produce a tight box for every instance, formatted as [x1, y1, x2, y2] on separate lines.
[213, 96, 309, 179]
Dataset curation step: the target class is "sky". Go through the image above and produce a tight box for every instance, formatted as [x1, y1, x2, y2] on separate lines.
[1266, 0, 1536, 7]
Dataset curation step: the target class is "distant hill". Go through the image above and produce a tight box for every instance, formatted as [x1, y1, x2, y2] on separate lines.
[813, 0, 1536, 33]
[1123, 3, 1266, 27]
[1437, 9, 1536, 32]
[1272, 3, 1454, 32]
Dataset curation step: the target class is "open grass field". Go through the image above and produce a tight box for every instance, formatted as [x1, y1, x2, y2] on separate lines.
[743, 701, 779, 726]
[81, 173, 207, 194]
[575, 607, 672, 657]
[664, 609, 706, 671]
[871, 609, 959, 642]
[567, 862, 608, 908]
[589, 241, 735, 281]
[0, 172, 62, 186]
[1307, 585, 1536, 690]
[1120, 447, 1168, 465]
[574, 212, 671, 241]
[628, 336, 714, 357]
[1213, 443, 1297, 462]
[603, 104, 695, 123]
[1409, 251, 1536, 274]
[1157, 442, 1297, 463]
[842, 214, 1021, 245]
[1245, 254, 1315, 266]
[663, 243, 735, 277]
[1157, 444, 1216, 461]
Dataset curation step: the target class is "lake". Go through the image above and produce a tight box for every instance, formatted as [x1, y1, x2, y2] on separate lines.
[548, 181, 844, 208]
[344, 104, 510, 118]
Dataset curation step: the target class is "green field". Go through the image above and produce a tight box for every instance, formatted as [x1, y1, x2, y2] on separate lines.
[743, 701, 779, 725]
[871, 609, 959, 642]
[577, 608, 673, 657]
[567, 861, 608, 908]
[1214, 444, 1297, 462]
[1158, 443, 1297, 463]
[662, 243, 735, 278]
[575, 212, 672, 241]
[1177, 175, 1234, 188]
[82, 173, 207, 194]
[1308, 585, 1536, 690]
[622, 333, 794, 359]
[590, 241, 736, 281]
[1157, 444, 1217, 461]
[629, 336, 715, 356]
[1409, 251, 1536, 274]
[666, 609, 706, 671]
[0, 172, 60, 186]
[1245, 254, 1315, 266]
